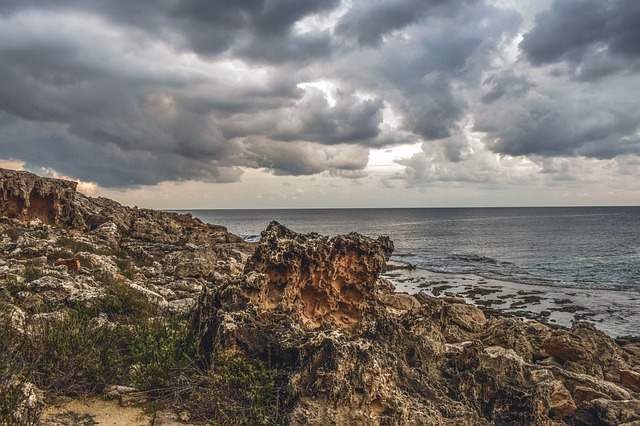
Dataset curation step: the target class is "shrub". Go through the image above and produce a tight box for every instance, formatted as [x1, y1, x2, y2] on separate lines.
[185, 351, 286, 425]
[54, 237, 94, 254]
[92, 272, 152, 319]
[114, 258, 136, 279]
[46, 249, 73, 262]
[23, 262, 44, 283]
[6, 280, 29, 297]
[126, 316, 202, 396]
[5, 226, 24, 242]
[17, 311, 124, 395]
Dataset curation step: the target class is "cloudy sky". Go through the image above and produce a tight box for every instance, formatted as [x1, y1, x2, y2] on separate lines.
[1, 0, 639, 208]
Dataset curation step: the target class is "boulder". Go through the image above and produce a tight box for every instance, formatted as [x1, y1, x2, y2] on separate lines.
[572, 398, 640, 426]
[620, 369, 640, 393]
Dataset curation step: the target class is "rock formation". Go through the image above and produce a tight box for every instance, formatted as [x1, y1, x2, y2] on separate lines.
[195, 222, 640, 425]
[0, 167, 242, 244]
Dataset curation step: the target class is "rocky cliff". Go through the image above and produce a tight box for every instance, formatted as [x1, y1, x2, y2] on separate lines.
[1, 168, 639, 425]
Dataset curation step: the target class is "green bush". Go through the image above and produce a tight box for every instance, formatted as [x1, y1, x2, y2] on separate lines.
[92, 272, 152, 319]
[6, 280, 29, 297]
[46, 249, 72, 262]
[55, 237, 95, 254]
[114, 258, 136, 279]
[186, 351, 286, 425]
[0, 308, 203, 398]
[16, 311, 123, 395]
[126, 316, 202, 396]
[23, 262, 44, 283]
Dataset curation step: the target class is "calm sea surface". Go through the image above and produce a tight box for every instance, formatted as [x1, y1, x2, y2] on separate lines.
[177, 207, 640, 292]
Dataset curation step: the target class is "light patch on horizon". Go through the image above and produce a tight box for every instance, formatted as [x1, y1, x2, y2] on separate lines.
[0, 159, 25, 170]
[368, 143, 422, 173]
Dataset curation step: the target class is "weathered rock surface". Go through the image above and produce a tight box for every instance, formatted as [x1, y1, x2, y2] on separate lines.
[194, 222, 640, 426]
[0, 168, 243, 245]
[0, 168, 252, 315]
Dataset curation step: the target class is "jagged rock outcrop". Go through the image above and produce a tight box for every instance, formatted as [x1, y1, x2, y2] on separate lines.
[0, 168, 242, 245]
[243, 221, 394, 331]
[0, 168, 78, 228]
[194, 223, 640, 426]
[0, 168, 255, 326]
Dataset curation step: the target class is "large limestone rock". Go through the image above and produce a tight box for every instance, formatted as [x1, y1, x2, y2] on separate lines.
[0, 168, 78, 227]
[243, 221, 394, 331]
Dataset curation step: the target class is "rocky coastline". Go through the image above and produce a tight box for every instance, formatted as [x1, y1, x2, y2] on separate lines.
[1, 168, 639, 425]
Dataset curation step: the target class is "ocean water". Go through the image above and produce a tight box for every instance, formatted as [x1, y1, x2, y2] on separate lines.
[181, 207, 640, 292]
[177, 207, 640, 336]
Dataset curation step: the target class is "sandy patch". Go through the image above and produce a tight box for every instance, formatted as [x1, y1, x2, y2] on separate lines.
[42, 398, 151, 426]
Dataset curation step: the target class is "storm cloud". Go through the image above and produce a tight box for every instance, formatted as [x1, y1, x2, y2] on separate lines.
[0, 0, 639, 198]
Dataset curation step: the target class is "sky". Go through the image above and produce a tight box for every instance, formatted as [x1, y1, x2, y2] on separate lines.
[0, 0, 639, 209]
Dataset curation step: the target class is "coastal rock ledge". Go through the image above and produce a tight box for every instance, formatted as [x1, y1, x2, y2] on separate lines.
[195, 222, 640, 425]
[1, 168, 639, 425]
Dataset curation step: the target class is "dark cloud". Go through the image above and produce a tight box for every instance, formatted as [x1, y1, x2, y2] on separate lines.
[268, 89, 384, 145]
[244, 140, 368, 176]
[481, 71, 535, 104]
[0, 0, 341, 61]
[476, 94, 640, 159]
[1, 0, 638, 193]
[338, 2, 521, 141]
[335, 0, 479, 47]
[520, 0, 640, 80]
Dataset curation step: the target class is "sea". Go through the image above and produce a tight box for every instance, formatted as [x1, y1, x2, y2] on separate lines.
[176, 207, 640, 337]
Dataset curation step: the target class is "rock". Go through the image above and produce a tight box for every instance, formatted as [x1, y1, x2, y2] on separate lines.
[573, 386, 612, 404]
[26, 276, 104, 309]
[0, 168, 78, 227]
[0, 376, 43, 425]
[379, 292, 420, 312]
[446, 302, 487, 332]
[89, 221, 121, 248]
[573, 398, 640, 426]
[1, 168, 242, 245]
[482, 317, 552, 362]
[3, 169, 640, 426]
[550, 366, 633, 402]
[543, 322, 631, 381]
[621, 369, 640, 392]
[240, 221, 394, 331]
[196, 223, 633, 425]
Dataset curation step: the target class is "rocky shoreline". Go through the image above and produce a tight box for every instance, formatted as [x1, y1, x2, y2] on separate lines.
[1, 168, 640, 425]
[385, 266, 640, 339]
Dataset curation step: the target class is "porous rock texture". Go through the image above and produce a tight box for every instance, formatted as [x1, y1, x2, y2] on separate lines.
[194, 222, 640, 426]
[0, 167, 251, 319]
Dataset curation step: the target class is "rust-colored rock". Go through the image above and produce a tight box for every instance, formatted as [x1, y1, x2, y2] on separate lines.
[0, 168, 78, 227]
[243, 221, 393, 331]
[620, 369, 640, 392]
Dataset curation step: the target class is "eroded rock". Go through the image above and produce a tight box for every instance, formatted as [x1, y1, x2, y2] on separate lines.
[242, 221, 394, 331]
